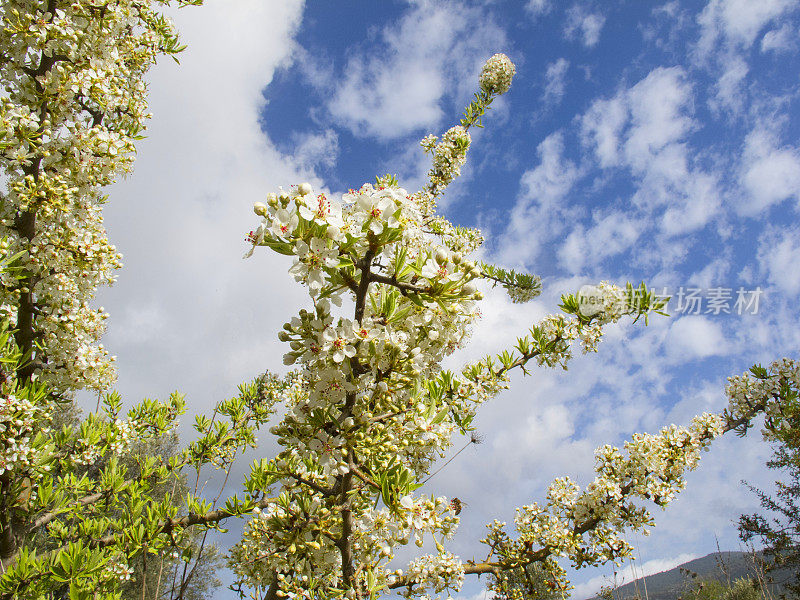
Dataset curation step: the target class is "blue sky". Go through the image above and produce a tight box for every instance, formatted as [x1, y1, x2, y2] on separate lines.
[92, 0, 800, 598]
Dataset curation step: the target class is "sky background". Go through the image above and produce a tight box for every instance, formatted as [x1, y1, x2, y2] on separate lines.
[82, 0, 800, 598]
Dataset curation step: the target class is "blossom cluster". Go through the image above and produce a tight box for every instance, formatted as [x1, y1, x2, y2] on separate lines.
[480, 362, 798, 593]
[0, 392, 46, 475]
[479, 53, 516, 95]
[725, 358, 800, 439]
[400, 551, 465, 597]
[0, 0, 189, 391]
[422, 126, 472, 192]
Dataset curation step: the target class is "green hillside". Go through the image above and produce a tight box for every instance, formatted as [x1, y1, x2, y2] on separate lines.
[583, 552, 796, 600]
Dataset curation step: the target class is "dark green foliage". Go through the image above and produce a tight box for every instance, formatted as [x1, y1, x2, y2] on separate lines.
[738, 395, 800, 599]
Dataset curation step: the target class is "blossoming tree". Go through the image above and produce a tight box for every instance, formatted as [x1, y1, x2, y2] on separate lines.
[0, 3, 797, 600]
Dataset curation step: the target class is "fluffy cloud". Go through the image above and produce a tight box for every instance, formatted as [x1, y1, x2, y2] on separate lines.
[697, 0, 798, 53]
[526, 0, 551, 17]
[708, 53, 748, 115]
[564, 5, 606, 48]
[761, 22, 798, 52]
[319, 2, 507, 140]
[758, 226, 800, 294]
[497, 132, 580, 268]
[665, 316, 732, 360]
[581, 67, 721, 236]
[543, 58, 570, 104]
[291, 129, 339, 171]
[739, 128, 800, 215]
[558, 211, 642, 273]
[580, 95, 628, 168]
[96, 0, 310, 411]
[693, 0, 798, 121]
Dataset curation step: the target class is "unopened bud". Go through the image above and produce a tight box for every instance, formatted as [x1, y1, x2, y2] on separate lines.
[435, 249, 448, 265]
[297, 182, 313, 196]
[253, 202, 268, 216]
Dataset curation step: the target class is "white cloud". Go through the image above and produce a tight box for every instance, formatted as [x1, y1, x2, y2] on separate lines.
[624, 68, 694, 169]
[708, 54, 748, 115]
[94, 0, 311, 411]
[686, 253, 732, 289]
[292, 129, 339, 171]
[581, 67, 720, 237]
[761, 22, 798, 52]
[625, 69, 720, 233]
[654, 1, 680, 18]
[543, 58, 570, 104]
[322, 2, 507, 140]
[498, 132, 580, 268]
[581, 95, 628, 168]
[565, 6, 606, 48]
[758, 226, 800, 294]
[558, 211, 642, 273]
[665, 316, 731, 360]
[526, 0, 551, 17]
[697, 0, 798, 54]
[738, 128, 800, 215]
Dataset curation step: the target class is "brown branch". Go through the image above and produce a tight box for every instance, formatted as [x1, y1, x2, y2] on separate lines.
[369, 272, 429, 295]
[349, 465, 380, 490]
[288, 473, 338, 497]
[29, 489, 106, 532]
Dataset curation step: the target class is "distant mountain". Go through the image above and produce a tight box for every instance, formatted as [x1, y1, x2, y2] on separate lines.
[583, 551, 796, 600]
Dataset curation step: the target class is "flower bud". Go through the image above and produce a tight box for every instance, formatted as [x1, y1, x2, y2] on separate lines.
[474, 291, 484, 300]
[253, 202, 268, 216]
[452, 252, 463, 264]
[297, 182, 313, 196]
[266, 193, 279, 207]
[435, 249, 448, 265]
[480, 53, 516, 95]
[462, 282, 477, 296]
[278, 331, 291, 341]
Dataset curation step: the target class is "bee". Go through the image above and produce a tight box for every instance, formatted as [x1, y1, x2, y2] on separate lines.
[450, 497, 467, 515]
